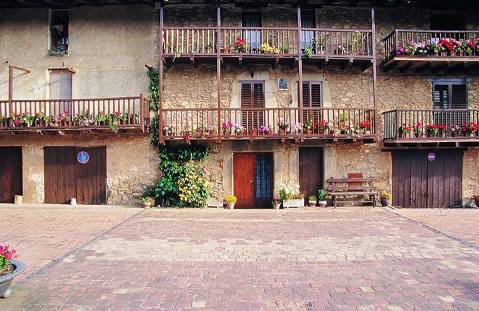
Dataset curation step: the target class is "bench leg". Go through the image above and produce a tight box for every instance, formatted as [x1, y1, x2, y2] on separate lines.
[333, 195, 337, 208]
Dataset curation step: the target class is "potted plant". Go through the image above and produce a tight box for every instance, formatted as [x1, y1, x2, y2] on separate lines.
[380, 191, 392, 207]
[233, 38, 247, 53]
[358, 121, 371, 135]
[0, 244, 24, 298]
[464, 122, 478, 137]
[224, 195, 237, 209]
[142, 196, 155, 208]
[473, 195, 479, 207]
[277, 121, 289, 135]
[413, 122, 422, 138]
[308, 195, 317, 207]
[279, 183, 304, 208]
[272, 196, 281, 210]
[399, 124, 412, 138]
[317, 189, 328, 207]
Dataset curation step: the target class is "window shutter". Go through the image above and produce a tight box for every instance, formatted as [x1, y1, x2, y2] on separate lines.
[302, 81, 322, 123]
[311, 83, 321, 107]
[451, 84, 467, 109]
[433, 84, 449, 109]
[241, 81, 264, 130]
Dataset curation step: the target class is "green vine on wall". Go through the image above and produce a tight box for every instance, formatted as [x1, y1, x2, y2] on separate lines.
[144, 67, 211, 208]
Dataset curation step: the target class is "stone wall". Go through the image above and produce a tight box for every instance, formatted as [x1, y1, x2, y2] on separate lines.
[0, 5, 155, 100]
[0, 135, 159, 205]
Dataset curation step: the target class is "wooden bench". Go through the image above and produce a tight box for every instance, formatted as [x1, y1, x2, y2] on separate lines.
[327, 177, 378, 208]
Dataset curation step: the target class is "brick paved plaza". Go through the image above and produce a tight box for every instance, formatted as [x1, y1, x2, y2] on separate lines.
[1, 205, 478, 310]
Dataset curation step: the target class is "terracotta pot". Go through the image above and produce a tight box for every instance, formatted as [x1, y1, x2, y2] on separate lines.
[380, 199, 391, 207]
[227, 202, 235, 209]
[318, 200, 327, 207]
[273, 203, 280, 210]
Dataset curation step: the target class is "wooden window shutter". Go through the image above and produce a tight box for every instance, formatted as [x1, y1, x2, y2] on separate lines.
[302, 81, 322, 122]
[433, 84, 449, 109]
[241, 81, 264, 130]
[311, 83, 321, 107]
[451, 84, 467, 109]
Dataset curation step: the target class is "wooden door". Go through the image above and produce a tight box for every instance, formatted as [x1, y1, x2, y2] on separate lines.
[49, 69, 72, 115]
[233, 153, 273, 209]
[0, 147, 22, 203]
[299, 148, 323, 205]
[234, 153, 256, 209]
[45, 147, 106, 204]
[392, 150, 462, 208]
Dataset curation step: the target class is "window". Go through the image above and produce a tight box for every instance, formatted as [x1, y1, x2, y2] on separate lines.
[242, 9, 262, 51]
[278, 78, 288, 91]
[49, 10, 69, 54]
[432, 80, 468, 128]
[241, 81, 265, 129]
[433, 80, 467, 109]
[301, 10, 316, 50]
[302, 81, 322, 122]
[49, 69, 72, 114]
[430, 11, 465, 30]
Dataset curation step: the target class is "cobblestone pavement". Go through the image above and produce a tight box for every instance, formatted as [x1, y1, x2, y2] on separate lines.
[1, 206, 479, 310]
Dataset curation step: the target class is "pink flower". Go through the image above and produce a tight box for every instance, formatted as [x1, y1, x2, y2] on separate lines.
[0, 244, 5, 254]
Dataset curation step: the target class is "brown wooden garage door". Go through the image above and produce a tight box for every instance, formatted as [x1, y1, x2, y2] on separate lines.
[0, 147, 22, 203]
[299, 147, 323, 205]
[44, 147, 106, 204]
[392, 150, 462, 208]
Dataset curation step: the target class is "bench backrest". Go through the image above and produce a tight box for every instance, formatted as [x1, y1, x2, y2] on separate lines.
[327, 177, 375, 192]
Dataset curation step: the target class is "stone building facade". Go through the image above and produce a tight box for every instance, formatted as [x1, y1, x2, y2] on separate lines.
[1, 0, 478, 208]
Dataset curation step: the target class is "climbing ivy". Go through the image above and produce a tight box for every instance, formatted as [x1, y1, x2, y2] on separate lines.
[144, 68, 210, 207]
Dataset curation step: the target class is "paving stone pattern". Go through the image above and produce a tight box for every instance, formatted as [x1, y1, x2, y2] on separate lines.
[0, 206, 478, 310]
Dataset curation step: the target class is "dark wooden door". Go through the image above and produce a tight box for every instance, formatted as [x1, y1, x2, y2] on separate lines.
[0, 147, 22, 203]
[392, 150, 462, 208]
[45, 147, 106, 204]
[234, 153, 273, 209]
[299, 148, 323, 205]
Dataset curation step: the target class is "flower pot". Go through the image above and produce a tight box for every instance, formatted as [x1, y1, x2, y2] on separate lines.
[273, 203, 280, 210]
[227, 202, 235, 209]
[0, 261, 25, 298]
[365, 130, 371, 135]
[475, 198, 479, 207]
[317, 200, 327, 207]
[308, 200, 316, 207]
[283, 199, 304, 208]
[380, 199, 391, 207]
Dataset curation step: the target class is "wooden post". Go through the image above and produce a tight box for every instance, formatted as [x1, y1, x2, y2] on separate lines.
[216, 2, 222, 141]
[371, 8, 379, 140]
[158, 2, 164, 144]
[8, 65, 13, 115]
[139, 93, 144, 131]
[297, 5, 303, 139]
[8, 65, 32, 116]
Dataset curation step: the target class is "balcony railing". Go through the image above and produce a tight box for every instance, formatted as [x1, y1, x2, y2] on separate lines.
[383, 30, 479, 63]
[162, 27, 373, 59]
[160, 107, 376, 141]
[383, 109, 479, 141]
[0, 96, 150, 133]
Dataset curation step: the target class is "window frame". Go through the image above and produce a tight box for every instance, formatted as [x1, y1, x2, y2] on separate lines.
[48, 9, 70, 54]
[431, 78, 468, 110]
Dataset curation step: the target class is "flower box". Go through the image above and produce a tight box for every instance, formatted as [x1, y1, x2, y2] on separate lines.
[283, 198, 304, 208]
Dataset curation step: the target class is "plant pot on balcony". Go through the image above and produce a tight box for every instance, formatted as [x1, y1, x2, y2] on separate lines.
[0, 261, 25, 298]
[317, 200, 327, 207]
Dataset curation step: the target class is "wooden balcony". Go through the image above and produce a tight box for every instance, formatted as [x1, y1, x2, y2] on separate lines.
[162, 27, 373, 66]
[0, 96, 150, 134]
[160, 107, 376, 143]
[383, 109, 479, 147]
[382, 30, 479, 73]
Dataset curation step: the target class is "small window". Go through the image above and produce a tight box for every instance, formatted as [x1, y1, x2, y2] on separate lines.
[49, 10, 69, 55]
[430, 12, 465, 30]
[432, 80, 467, 109]
[278, 78, 288, 91]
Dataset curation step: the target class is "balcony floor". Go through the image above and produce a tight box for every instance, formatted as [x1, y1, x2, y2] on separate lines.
[382, 56, 479, 74]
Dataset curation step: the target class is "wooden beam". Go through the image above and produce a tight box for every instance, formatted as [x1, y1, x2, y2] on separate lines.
[371, 7, 378, 141]
[297, 4, 303, 141]
[158, 1, 164, 144]
[216, 2, 222, 143]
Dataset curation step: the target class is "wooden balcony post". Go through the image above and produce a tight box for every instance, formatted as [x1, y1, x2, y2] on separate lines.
[139, 93, 145, 132]
[158, 1, 165, 144]
[297, 5, 303, 137]
[8, 65, 13, 115]
[371, 8, 378, 139]
[216, 2, 222, 141]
